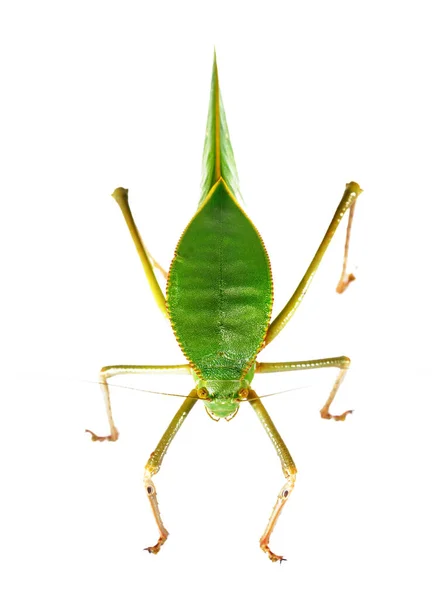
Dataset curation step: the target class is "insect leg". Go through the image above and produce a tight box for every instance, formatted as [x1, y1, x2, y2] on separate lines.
[143, 245, 168, 280]
[264, 182, 362, 347]
[336, 200, 357, 294]
[256, 356, 352, 421]
[86, 364, 191, 441]
[144, 389, 198, 554]
[111, 187, 168, 317]
[249, 390, 297, 563]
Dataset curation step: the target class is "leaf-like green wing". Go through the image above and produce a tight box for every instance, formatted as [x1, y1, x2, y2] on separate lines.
[167, 179, 273, 381]
[199, 52, 242, 207]
[167, 56, 273, 382]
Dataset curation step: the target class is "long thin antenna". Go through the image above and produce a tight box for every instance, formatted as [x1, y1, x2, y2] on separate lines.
[15, 372, 313, 401]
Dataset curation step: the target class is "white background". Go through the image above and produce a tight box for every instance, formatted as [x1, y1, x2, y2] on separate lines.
[1, 1, 432, 598]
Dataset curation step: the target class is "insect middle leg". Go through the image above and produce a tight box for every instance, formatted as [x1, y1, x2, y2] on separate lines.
[256, 356, 352, 421]
[86, 364, 191, 441]
[144, 389, 198, 554]
[249, 390, 297, 563]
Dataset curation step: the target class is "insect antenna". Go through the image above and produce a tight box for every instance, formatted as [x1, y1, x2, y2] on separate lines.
[13, 371, 194, 400]
[260, 386, 315, 399]
[238, 385, 314, 402]
[15, 371, 313, 401]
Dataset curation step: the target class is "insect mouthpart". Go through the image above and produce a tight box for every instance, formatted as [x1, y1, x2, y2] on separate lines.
[204, 398, 240, 421]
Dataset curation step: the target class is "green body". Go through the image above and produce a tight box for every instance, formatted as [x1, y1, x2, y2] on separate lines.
[166, 59, 272, 419]
[90, 54, 361, 561]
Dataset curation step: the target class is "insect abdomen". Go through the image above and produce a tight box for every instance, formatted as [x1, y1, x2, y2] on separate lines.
[166, 180, 273, 381]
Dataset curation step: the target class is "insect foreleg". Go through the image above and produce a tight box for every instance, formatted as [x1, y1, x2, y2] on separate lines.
[264, 182, 362, 347]
[86, 364, 191, 441]
[256, 356, 352, 421]
[111, 187, 168, 316]
[144, 390, 198, 554]
[249, 390, 297, 563]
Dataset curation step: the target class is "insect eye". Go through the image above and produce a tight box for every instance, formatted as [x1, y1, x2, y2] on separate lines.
[197, 387, 208, 399]
[238, 388, 249, 399]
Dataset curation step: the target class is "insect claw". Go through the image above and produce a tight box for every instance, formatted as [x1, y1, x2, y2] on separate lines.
[320, 408, 353, 421]
[269, 552, 286, 563]
[260, 542, 286, 563]
[85, 428, 119, 442]
[336, 272, 356, 294]
[143, 536, 167, 555]
[333, 409, 353, 422]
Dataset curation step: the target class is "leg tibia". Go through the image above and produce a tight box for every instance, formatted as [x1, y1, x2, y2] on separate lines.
[320, 367, 351, 421]
[259, 475, 296, 563]
[249, 390, 297, 562]
[142, 391, 198, 554]
[143, 471, 169, 554]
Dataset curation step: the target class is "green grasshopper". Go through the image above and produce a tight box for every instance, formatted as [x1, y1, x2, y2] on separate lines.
[86, 54, 362, 562]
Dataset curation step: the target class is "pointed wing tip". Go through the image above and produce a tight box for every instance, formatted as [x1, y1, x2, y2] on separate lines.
[213, 48, 219, 78]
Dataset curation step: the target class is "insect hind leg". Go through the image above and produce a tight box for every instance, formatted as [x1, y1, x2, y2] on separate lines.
[111, 187, 168, 317]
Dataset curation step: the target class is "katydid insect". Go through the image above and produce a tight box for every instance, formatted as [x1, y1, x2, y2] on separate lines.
[86, 54, 362, 562]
